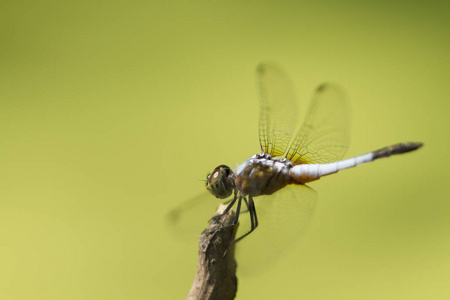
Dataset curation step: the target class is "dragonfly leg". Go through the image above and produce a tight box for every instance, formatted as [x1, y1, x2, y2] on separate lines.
[243, 198, 255, 229]
[211, 190, 237, 221]
[250, 196, 258, 227]
[232, 196, 243, 226]
[217, 195, 243, 230]
[214, 194, 258, 243]
[224, 195, 249, 213]
[232, 196, 258, 243]
[223, 198, 234, 205]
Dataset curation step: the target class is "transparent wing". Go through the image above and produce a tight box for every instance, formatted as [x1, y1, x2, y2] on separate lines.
[167, 185, 317, 274]
[166, 192, 223, 241]
[286, 83, 350, 165]
[258, 63, 298, 156]
[236, 185, 317, 275]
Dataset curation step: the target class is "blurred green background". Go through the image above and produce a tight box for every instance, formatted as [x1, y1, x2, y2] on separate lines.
[1, 1, 448, 299]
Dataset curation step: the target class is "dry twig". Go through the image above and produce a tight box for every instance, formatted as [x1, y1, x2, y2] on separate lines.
[186, 204, 238, 300]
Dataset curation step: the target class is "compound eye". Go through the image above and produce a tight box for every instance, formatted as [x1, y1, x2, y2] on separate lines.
[205, 165, 233, 199]
[209, 170, 221, 184]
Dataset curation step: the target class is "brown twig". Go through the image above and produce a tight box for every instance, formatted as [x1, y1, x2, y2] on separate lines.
[186, 204, 238, 300]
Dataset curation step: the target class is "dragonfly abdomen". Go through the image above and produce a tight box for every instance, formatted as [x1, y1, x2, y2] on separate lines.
[289, 142, 423, 184]
[289, 153, 373, 184]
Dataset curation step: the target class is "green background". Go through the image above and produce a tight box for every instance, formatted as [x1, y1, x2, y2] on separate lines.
[1, 1, 448, 299]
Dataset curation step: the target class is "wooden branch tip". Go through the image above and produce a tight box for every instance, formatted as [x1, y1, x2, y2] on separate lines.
[186, 204, 238, 300]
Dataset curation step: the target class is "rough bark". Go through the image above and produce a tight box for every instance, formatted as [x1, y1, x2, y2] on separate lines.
[186, 204, 238, 300]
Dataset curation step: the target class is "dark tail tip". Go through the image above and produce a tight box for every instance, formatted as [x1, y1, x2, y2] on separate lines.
[373, 142, 423, 159]
[405, 142, 424, 151]
[394, 142, 424, 154]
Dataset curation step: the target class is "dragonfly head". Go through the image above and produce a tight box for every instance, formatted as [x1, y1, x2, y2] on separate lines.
[206, 165, 234, 199]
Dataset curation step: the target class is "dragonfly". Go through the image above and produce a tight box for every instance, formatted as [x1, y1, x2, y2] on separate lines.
[169, 63, 423, 264]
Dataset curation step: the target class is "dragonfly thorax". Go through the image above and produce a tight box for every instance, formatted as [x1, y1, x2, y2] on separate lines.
[234, 154, 293, 197]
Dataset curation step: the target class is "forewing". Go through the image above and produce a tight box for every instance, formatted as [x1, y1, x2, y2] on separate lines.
[236, 185, 317, 274]
[286, 83, 350, 164]
[167, 192, 222, 241]
[258, 63, 298, 156]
